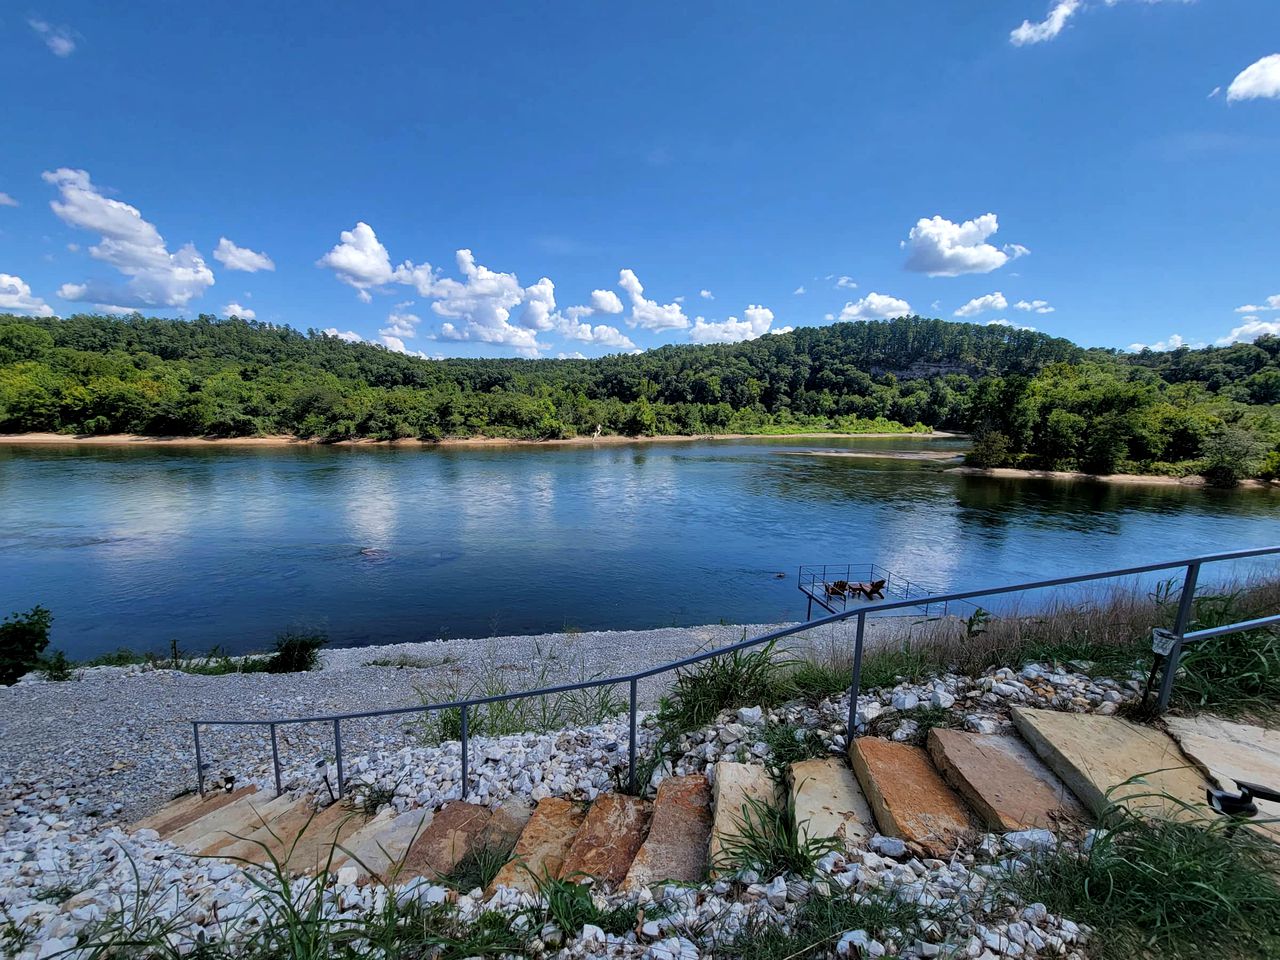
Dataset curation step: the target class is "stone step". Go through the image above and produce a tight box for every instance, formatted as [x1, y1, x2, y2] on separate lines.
[133, 791, 204, 833]
[623, 775, 713, 891]
[283, 801, 365, 875]
[709, 762, 782, 876]
[1011, 707, 1209, 819]
[927, 728, 1086, 832]
[1165, 715, 1280, 841]
[191, 793, 300, 855]
[488, 797, 586, 895]
[789, 757, 874, 850]
[848, 737, 972, 858]
[560, 793, 651, 889]
[164, 791, 272, 851]
[399, 800, 495, 881]
[148, 786, 258, 839]
[216, 798, 321, 866]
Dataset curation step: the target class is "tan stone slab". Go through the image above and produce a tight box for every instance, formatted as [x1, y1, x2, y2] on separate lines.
[928, 729, 1087, 832]
[192, 793, 299, 855]
[624, 775, 713, 890]
[848, 737, 972, 858]
[485, 799, 534, 854]
[150, 786, 257, 838]
[217, 799, 320, 865]
[165, 791, 274, 851]
[710, 762, 782, 875]
[133, 792, 203, 832]
[790, 758, 874, 850]
[1011, 707, 1209, 819]
[488, 797, 586, 894]
[400, 800, 494, 881]
[1166, 715, 1280, 840]
[283, 802, 365, 875]
[561, 794, 651, 888]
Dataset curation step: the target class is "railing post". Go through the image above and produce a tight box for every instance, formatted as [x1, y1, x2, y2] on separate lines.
[628, 678, 638, 793]
[460, 705, 470, 800]
[333, 719, 345, 798]
[1156, 562, 1202, 711]
[193, 722, 204, 797]
[270, 722, 282, 797]
[846, 612, 867, 738]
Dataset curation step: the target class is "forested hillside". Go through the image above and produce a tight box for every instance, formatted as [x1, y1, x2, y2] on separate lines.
[1, 312, 1278, 481]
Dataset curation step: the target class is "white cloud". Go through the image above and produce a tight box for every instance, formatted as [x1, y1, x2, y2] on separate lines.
[316, 222, 399, 302]
[43, 168, 215, 309]
[1015, 298, 1056, 313]
[222, 302, 255, 320]
[1010, 0, 1081, 46]
[380, 309, 421, 339]
[1227, 54, 1280, 102]
[378, 335, 430, 358]
[431, 249, 539, 355]
[835, 276, 858, 290]
[954, 292, 1008, 317]
[557, 351, 588, 360]
[29, 19, 76, 57]
[793, 286, 806, 295]
[767, 326, 796, 335]
[1236, 294, 1280, 313]
[323, 328, 363, 343]
[1217, 318, 1280, 346]
[838, 292, 911, 321]
[986, 318, 1037, 332]
[0, 193, 18, 208]
[618, 269, 688, 331]
[590, 289, 624, 314]
[699, 289, 715, 300]
[689, 305, 776, 344]
[214, 237, 275, 273]
[556, 317, 635, 350]
[0, 273, 54, 317]
[902, 213, 1024, 277]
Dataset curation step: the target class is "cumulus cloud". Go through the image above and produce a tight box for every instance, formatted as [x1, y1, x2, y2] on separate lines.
[986, 318, 1037, 332]
[29, 18, 76, 57]
[768, 326, 796, 335]
[380, 308, 421, 339]
[0, 274, 54, 317]
[1010, 0, 1081, 45]
[214, 237, 275, 273]
[1236, 295, 1280, 313]
[556, 316, 635, 350]
[1217, 318, 1280, 346]
[432, 249, 539, 355]
[954, 292, 1008, 317]
[688, 305, 776, 344]
[618, 269, 689, 331]
[0, 193, 18, 208]
[1015, 298, 1056, 313]
[1127, 333, 1200, 351]
[903, 214, 1024, 277]
[835, 276, 858, 290]
[699, 289, 715, 300]
[222, 302, 255, 320]
[323, 328, 364, 343]
[557, 351, 588, 360]
[1227, 54, 1280, 102]
[316, 222, 399, 302]
[838, 292, 912, 321]
[43, 168, 215, 309]
[590, 289, 624, 314]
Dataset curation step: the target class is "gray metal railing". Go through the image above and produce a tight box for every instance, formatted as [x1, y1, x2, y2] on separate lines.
[191, 545, 1280, 799]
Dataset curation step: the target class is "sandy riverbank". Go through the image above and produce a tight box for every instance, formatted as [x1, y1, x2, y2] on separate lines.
[0, 430, 956, 448]
[949, 465, 1279, 489]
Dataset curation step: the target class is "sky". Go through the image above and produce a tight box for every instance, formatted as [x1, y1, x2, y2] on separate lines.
[1, 1, 1278, 360]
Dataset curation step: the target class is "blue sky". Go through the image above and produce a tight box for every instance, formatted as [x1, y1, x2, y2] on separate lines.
[2, 1, 1278, 359]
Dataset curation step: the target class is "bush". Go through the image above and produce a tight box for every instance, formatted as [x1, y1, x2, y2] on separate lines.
[966, 429, 1013, 468]
[36, 650, 73, 682]
[265, 631, 327, 673]
[0, 606, 53, 685]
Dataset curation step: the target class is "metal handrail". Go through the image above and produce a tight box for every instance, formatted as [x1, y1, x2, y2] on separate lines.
[190, 545, 1280, 799]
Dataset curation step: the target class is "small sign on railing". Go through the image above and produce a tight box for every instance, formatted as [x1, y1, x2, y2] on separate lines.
[1151, 627, 1178, 656]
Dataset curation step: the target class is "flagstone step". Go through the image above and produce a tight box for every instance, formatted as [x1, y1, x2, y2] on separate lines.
[191, 793, 300, 855]
[1011, 707, 1209, 819]
[709, 761, 783, 876]
[333, 808, 433, 880]
[848, 737, 972, 858]
[282, 801, 365, 874]
[789, 757, 873, 850]
[216, 798, 321, 865]
[927, 728, 1086, 832]
[133, 791, 205, 832]
[399, 800, 495, 881]
[623, 774, 713, 891]
[1165, 714, 1280, 841]
[560, 793, 651, 889]
[147, 786, 258, 838]
[489, 797, 587, 895]
[164, 790, 274, 851]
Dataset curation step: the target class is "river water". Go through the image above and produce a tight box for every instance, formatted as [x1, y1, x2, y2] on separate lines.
[1, 436, 1276, 658]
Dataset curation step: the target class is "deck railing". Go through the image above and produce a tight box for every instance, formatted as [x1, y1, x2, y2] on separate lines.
[191, 545, 1280, 799]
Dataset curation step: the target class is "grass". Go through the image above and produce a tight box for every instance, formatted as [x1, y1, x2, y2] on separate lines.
[1171, 587, 1280, 717]
[761, 721, 828, 774]
[715, 792, 842, 878]
[660, 638, 793, 735]
[441, 842, 513, 894]
[531, 873, 643, 937]
[67, 632, 329, 678]
[1003, 793, 1280, 960]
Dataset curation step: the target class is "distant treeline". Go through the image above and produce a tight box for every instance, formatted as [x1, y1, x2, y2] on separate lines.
[1, 313, 1277, 481]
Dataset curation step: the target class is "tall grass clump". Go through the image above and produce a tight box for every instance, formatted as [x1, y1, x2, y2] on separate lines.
[715, 792, 841, 878]
[659, 638, 792, 735]
[1171, 587, 1280, 716]
[1004, 794, 1280, 960]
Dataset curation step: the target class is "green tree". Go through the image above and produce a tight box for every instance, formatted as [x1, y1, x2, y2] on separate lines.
[0, 606, 53, 686]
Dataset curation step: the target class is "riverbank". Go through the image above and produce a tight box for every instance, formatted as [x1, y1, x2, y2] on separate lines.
[948, 465, 1279, 489]
[0, 430, 956, 449]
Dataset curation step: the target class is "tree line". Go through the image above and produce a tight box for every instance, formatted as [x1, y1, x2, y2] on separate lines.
[1, 312, 1277, 481]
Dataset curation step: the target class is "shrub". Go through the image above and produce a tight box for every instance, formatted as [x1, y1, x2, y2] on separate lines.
[0, 606, 53, 685]
[966, 429, 1013, 468]
[266, 631, 327, 673]
[36, 650, 73, 682]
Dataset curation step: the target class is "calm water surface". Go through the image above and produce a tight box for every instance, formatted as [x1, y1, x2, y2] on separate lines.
[2, 437, 1277, 657]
